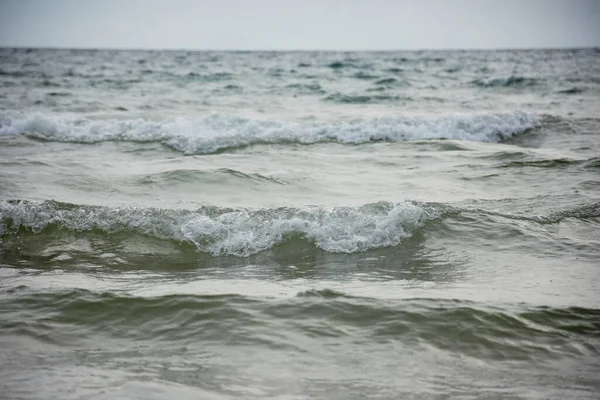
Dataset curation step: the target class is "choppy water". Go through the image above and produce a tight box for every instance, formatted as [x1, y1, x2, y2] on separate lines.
[1, 48, 599, 399]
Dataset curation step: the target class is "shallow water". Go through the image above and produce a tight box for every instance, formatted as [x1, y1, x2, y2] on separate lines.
[1, 48, 599, 399]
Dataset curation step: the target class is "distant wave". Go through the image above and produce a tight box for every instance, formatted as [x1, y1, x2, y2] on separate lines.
[0, 111, 541, 155]
[473, 76, 539, 88]
[0, 200, 433, 256]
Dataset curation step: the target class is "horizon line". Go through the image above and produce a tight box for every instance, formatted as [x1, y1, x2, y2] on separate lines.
[1, 45, 598, 52]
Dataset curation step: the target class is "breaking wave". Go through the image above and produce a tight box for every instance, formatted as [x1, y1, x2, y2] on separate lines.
[0, 111, 541, 155]
[0, 200, 433, 257]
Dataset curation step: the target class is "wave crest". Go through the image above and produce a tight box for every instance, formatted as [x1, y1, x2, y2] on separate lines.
[0, 200, 432, 256]
[0, 111, 541, 155]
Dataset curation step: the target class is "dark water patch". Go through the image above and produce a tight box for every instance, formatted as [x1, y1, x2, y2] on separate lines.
[284, 82, 325, 94]
[93, 78, 143, 89]
[366, 86, 387, 92]
[267, 68, 286, 77]
[296, 289, 349, 299]
[500, 155, 600, 169]
[46, 92, 71, 97]
[138, 168, 287, 186]
[583, 157, 600, 168]
[472, 76, 539, 88]
[460, 173, 501, 181]
[521, 306, 600, 336]
[500, 158, 579, 168]
[324, 93, 410, 103]
[386, 67, 404, 73]
[324, 93, 373, 103]
[186, 72, 232, 81]
[375, 77, 398, 85]
[0, 69, 44, 78]
[0, 159, 56, 168]
[0, 228, 202, 272]
[0, 80, 18, 88]
[353, 71, 380, 80]
[418, 57, 445, 63]
[418, 140, 472, 151]
[327, 61, 346, 69]
[326, 61, 365, 70]
[216, 168, 287, 185]
[297, 73, 319, 79]
[114, 106, 128, 111]
[557, 87, 585, 94]
[41, 79, 61, 87]
[374, 94, 411, 102]
[422, 96, 445, 103]
[222, 84, 243, 90]
[60, 71, 106, 79]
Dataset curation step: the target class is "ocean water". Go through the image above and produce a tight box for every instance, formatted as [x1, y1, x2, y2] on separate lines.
[1, 48, 599, 399]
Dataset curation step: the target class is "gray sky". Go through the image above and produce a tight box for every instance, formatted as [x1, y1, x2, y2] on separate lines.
[1, 0, 599, 50]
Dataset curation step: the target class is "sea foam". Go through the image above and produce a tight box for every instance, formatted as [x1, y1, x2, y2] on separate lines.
[0, 200, 433, 256]
[0, 111, 541, 155]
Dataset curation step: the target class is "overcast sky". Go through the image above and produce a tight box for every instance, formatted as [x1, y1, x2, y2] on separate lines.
[1, 0, 599, 50]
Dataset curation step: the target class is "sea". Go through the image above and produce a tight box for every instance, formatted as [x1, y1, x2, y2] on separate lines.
[0, 48, 599, 399]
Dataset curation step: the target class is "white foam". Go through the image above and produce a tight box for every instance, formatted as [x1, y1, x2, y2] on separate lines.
[0, 201, 433, 256]
[0, 111, 541, 154]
